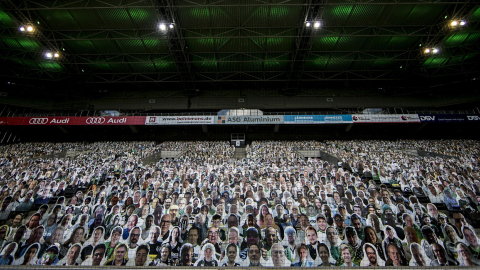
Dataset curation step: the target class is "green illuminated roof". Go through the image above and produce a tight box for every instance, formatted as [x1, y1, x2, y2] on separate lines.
[0, 1, 478, 91]
[0, 9, 14, 27]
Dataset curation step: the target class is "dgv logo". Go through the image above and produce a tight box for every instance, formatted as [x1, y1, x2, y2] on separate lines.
[467, 116, 480, 121]
[420, 116, 435, 121]
[29, 118, 48, 124]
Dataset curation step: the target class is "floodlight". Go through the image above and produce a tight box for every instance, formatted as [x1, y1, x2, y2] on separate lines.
[314, 21, 321, 28]
[432, 48, 439, 54]
[159, 23, 167, 31]
[169, 24, 174, 29]
[460, 21, 466, 26]
[54, 53, 59, 58]
[26, 26, 33, 32]
[451, 21, 458, 26]
[305, 22, 311, 27]
[424, 49, 430, 54]
[45, 52, 53, 58]
[19, 27, 25, 32]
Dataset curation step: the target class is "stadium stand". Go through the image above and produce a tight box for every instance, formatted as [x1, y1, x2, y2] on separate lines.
[0, 140, 479, 267]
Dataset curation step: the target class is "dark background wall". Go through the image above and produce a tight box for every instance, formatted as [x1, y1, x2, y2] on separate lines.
[2, 82, 480, 112]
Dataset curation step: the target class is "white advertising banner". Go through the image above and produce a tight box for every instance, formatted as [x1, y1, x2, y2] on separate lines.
[351, 114, 420, 123]
[145, 116, 215, 125]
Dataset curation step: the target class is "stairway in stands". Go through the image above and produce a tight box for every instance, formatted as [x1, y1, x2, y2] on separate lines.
[142, 150, 186, 164]
[233, 147, 246, 159]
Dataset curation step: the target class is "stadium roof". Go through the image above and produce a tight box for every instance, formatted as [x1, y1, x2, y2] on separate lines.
[0, 0, 479, 96]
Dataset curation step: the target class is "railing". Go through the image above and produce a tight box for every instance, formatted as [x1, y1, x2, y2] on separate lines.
[296, 150, 321, 158]
[292, 147, 322, 151]
[294, 150, 304, 159]
[32, 151, 68, 160]
[396, 149, 420, 157]
[161, 150, 187, 159]
[1, 106, 479, 117]
[417, 150, 459, 160]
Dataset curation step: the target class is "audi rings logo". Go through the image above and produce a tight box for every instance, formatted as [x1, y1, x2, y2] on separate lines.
[86, 117, 106, 124]
[29, 118, 48, 124]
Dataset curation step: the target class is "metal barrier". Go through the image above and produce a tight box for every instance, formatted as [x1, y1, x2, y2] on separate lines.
[2, 105, 479, 118]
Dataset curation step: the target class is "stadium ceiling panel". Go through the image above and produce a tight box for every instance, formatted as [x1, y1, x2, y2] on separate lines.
[0, 0, 479, 95]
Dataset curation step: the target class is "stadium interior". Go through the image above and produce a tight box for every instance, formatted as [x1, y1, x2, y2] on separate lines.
[1, 0, 480, 269]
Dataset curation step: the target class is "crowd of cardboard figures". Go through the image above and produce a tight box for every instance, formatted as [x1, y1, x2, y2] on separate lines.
[1, 140, 480, 267]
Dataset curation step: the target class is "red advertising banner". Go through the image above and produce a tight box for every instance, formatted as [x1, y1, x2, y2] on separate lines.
[0, 116, 146, 126]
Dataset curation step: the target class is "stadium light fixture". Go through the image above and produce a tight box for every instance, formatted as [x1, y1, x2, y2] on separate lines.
[305, 22, 311, 27]
[169, 24, 174, 29]
[159, 23, 167, 31]
[423, 47, 439, 55]
[449, 19, 467, 29]
[313, 21, 321, 28]
[19, 25, 35, 33]
[45, 52, 60, 59]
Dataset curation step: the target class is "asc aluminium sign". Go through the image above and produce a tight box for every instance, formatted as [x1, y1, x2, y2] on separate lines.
[284, 115, 352, 124]
[216, 115, 283, 124]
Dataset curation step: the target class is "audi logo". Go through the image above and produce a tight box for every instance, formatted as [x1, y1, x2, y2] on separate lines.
[86, 117, 106, 124]
[29, 118, 48, 124]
